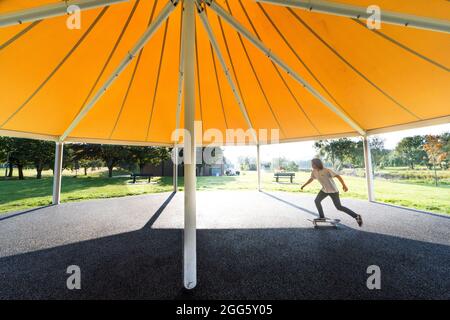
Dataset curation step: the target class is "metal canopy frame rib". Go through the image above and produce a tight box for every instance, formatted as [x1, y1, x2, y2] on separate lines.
[256, 0, 450, 34]
[0, 6, 109, 129]
[0, 20, 41, 50]
[197, 2, 258, 144]
[206, 0, 365, 136]
[145, 19, 170, 141]
[287, 8, 420, 120]
[207, 11, 229, 130]
[223, 1, 286, 139]
[0, 0, 129, 28]
[246, 1, 321, 135]
[108, 0, 158, 140]
[351, 19, 449, 72]
[59, 0, 179, 142]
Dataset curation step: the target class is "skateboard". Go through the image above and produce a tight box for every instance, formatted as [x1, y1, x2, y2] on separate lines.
[308, 218, 341, 228]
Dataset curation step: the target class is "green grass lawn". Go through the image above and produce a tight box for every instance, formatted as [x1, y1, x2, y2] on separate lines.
[344, 166, 450, 186]
[0, 169, 449, 215]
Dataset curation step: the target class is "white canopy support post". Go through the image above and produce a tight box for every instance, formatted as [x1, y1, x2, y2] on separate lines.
[183, 0, 197, 290]
[363, 136, 375, 202]
[59, 0, 179, 142]
[206, 0, 366, 136]
[173, 6, 184, 195]
[0, 0, 129, 28]
[52, 142, 64, 205]
[256, 144, 261, 191]
[197, 4, 258, 144]
[173, 146, 178, 192]
[256, 0, 450, 34]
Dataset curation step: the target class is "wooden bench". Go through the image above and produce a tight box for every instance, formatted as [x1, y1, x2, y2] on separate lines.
[274, 172, 295, 183]
[130, 173, 153, 183]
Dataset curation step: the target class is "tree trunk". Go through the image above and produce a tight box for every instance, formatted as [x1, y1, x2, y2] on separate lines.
[18, 165, 24, 180]
[434, 165, 438, 187]
[108, 166, 113, 178]
[8, 163, 13, 177]
[36, 162, 43, 179]
[84, 167, 88, 176]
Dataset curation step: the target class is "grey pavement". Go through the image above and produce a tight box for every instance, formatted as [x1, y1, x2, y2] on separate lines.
[0, 191, 449, 299]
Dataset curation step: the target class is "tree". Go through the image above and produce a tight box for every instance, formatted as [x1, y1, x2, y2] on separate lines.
[98, 145, 129, 178]
[287, 160, 299, 172]
[127, 146, 170, 173]
[440, 132, 450, 169]
[4, 138, 32, 180]
[0, 137, 14, 177]
[77, 158, 103, 175]
[423, 135, 447, 186]
[238, 156, 256, 171]
[69, 144, 171, 177]
[271, 157, 298, 171]
[395, 136, 426, 169]
[70, 144, 126, 178]
[70, 144, 93, 176]
[28, 140, 54, 179]
[0, 138, 57, 179]
[314, 138, 361, 169]
[369, 137, 390, 169]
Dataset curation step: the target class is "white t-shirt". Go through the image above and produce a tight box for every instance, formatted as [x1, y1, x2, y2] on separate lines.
[311, 168, 339, 193]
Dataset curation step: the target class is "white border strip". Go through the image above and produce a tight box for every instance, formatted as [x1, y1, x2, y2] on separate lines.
[367, 116, 450, 135]
[2, 116, 448, 146]
[0, 129, 58, 141]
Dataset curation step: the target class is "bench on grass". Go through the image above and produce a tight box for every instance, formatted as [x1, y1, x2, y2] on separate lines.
[130, 173, 153, 183]
[274, 172, 295, 183]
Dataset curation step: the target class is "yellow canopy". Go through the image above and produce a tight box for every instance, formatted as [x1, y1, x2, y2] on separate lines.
[0, 0, 449, 146]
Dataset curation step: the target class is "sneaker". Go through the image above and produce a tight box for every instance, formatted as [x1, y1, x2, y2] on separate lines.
[356, 215, 363, 227]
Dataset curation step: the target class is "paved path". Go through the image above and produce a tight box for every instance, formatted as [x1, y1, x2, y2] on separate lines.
[0, 191, 448, 299]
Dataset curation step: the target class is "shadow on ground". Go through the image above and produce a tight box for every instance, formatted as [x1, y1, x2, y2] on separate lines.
[0, 193, 448, 300]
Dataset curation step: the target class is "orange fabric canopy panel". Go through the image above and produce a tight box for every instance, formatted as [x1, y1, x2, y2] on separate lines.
[0, 0, 449, 146]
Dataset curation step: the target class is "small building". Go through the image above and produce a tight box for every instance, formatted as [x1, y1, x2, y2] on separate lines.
[142, 147, 224, 177]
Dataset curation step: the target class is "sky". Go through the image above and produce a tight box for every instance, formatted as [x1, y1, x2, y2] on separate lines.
[222, 123, 450, 167]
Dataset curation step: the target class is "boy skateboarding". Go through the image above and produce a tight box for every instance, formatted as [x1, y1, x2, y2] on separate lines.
[301, 158, 363, 227]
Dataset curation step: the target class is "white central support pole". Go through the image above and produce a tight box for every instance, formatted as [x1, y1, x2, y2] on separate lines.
[173, 145, 178, 192]
[363, 136, 375, 202]
[183, 0, 197, 290]
[52, 142, 64, 205]
[256, 144, 261, 191]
